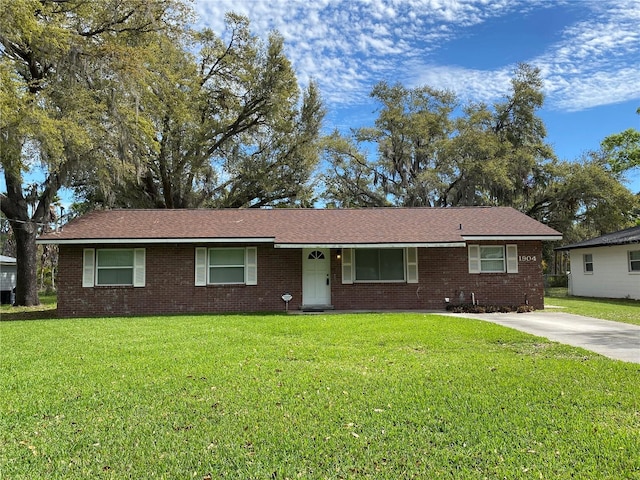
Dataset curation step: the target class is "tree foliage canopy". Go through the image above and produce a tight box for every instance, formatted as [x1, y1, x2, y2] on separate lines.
[2, 2, 327, 306]
[1, 0, 189, 305]
[78, 13, 325, 209]
[321, 64, 638, 242]
[323, 65, 556, 209]
[600, 123, 640, 176]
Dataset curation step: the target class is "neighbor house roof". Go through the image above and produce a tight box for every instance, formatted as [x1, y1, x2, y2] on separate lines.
[37, 207, 562, 247]
[0, 255, 17, 265]
[555, 225, 640, 251]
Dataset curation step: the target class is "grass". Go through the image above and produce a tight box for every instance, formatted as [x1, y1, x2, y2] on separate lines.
[0, 294, 57, 321]
[545, 289, 640, 326]
[1, 313, 638, 479]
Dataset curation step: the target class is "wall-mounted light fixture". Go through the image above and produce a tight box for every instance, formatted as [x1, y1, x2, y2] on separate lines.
[336, 249, 342, 260]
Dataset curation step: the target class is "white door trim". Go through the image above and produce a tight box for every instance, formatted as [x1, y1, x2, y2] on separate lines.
[302, 248, 331, 306]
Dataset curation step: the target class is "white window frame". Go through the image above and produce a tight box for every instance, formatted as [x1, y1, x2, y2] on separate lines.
[341, 247, 418, 284]
[583, 253, 593, 274]
[209, 247, 245, 285]
[354, 248, 405, 283]
[469, 245, 517, 274]
[480, 246, 505, 273]
[629, 250, 640, 273]
[83, 248, 145, 287]
[97, 249, 134, 286]
[195, 247, 257, 286]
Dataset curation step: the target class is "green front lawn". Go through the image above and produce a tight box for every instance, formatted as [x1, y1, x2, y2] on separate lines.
[545, 292, 640, 326]
[1, 313, 638, 479]
[0, 295, 57, 321]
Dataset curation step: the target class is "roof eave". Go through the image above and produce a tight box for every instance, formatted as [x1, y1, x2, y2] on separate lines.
[555, 240, 640, 251]
[274, 242, 467, 249]
[36, 237, 276, 245]
[462, 235, 562, 241]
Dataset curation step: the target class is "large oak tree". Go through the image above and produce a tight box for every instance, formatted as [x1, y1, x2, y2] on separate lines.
[0, 0, 187, 305]
[321, 64, 638, 259]
[79, 14, 325, 209]
[323, 64, 555, 209]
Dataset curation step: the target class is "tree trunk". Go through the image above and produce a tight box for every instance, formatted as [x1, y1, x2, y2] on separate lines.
[12, 221, 40, 306]
[1, 165, 59, 307]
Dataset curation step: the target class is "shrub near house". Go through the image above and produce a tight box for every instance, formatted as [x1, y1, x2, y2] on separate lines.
[38, 207, 561, 317]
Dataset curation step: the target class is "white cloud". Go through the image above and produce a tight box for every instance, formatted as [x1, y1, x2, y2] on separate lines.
[531, 0, 640, 110]
[411, 65, 513, 102]
[548, 68, 640, 111]
[192, 0, 640, 113]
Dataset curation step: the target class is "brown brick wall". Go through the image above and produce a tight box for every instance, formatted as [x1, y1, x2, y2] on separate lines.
[331, 242, 543, 311]
[57, 241, 544, 317]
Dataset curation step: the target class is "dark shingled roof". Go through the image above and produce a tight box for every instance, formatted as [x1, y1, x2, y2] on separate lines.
[555, 226, 640, 251]
[38, 207, 562, 245]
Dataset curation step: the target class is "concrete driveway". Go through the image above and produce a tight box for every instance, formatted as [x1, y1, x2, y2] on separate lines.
[444, 310, 640, 363]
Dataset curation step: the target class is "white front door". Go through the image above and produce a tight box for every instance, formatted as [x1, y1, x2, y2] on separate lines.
[302, 249, 331, 306]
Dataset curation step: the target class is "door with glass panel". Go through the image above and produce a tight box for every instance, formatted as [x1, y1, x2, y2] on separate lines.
[302, 249, 331, 306]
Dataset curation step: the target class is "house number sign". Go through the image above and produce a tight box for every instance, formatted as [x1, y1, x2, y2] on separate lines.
[518, 255, 537, 262]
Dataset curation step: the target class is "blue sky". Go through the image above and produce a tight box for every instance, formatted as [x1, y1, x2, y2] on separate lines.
[195, 0, 640, 191]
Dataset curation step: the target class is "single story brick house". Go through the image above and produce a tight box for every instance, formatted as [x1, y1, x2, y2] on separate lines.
[555, 226, 640, 300]
[37, 207, 561, 317]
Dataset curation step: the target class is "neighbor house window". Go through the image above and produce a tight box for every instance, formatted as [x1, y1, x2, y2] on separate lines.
[194, 247, 257, 286]
[355, 248, 405, 282]
[583, 254, 593, 273]
[82, 248, 146, 288]
[629, 251, 640, 272]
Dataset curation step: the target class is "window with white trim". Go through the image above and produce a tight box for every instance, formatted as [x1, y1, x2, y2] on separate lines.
[210, 248, 245, 283]
[96, 249, 134, 285]
[341, 248, 418, 284]
[194, 247, 257, 286]
[629, 251, 640, 272]
[82, 248, 145, 287]
[583, 253, 593, 273]
[355, 248, 405, 282]
[468, 245, 518, 274]
[480, 246, 505, 272]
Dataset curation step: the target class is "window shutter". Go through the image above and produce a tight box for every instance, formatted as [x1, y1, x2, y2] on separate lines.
[133, 248, 146, 287]
[468, 245, 480, 274]
[82, 248, 95, 287]
[245, 247, 257, 285]
[506, 244, 518, 273]
[195, 247, 207, 286]
[406, 247, 418, 283]
[341, 248, 353, 284]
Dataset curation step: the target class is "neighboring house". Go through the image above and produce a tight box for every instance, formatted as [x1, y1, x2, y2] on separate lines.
[37, 207, 561, 317]
[556, 226, 640, 300]
[0, 255, 17, 305]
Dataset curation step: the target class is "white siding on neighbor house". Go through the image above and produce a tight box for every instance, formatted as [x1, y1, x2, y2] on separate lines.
[569, 245, 640, 300]
[0, 264, 17, 291]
